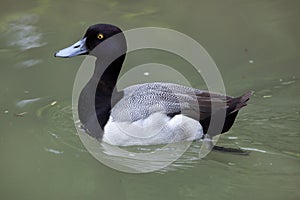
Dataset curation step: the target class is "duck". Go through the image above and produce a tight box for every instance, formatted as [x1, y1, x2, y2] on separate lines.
[55, 24, 253, 147]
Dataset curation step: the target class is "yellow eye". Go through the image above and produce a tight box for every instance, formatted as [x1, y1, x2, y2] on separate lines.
[97, 33, 104, 39]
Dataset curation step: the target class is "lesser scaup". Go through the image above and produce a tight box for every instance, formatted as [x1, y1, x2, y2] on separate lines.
[55, 24, 253, 146]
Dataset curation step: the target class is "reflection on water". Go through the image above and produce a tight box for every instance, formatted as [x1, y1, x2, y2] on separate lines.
[37, 100, 299, 175]
[16, 97, 42, 107]
[15, 59, 42, 68]
[44, 147, 64, 155]
[6, 14, 46, 51]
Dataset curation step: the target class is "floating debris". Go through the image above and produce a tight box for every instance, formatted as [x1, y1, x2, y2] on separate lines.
[4, 110, 8, 114]
[249, 60, 254, 64]
[263, 95, 272, 98]
[50, 101, 57, 106]
[143, 72, 150, 76]
[15, 112, 28, 117]
[36, 101, 59, 118]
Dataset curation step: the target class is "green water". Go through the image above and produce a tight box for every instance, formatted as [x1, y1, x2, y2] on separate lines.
[1, 0, 299, 199]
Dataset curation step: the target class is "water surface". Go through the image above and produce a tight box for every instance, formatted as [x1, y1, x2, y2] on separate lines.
[0, 0, 299, 200]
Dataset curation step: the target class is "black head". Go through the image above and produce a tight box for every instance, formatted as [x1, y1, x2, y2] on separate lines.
[55, 24, 125, 58]
[84, 24, 123, 51]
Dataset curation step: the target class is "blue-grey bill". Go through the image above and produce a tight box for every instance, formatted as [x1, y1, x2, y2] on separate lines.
[55, 38, 88, 58]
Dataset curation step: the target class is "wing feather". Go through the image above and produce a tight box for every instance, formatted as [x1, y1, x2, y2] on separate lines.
[111, 82, 232, 122]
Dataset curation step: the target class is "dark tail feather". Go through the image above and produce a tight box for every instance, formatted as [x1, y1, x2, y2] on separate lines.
[229, 91, 254, 114]
[200, 91, 253, 135]
[221, 91, 253, 133]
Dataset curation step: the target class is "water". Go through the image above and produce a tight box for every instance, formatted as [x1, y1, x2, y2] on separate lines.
[1, 0, 300, 199]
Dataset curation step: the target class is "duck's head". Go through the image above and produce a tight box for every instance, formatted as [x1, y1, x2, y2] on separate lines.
[55, 24, 125, 58]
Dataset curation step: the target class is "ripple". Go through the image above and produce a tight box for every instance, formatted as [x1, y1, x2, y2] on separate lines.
[16, 97, 42, 107]
[44, 148, 64, 155]
[240, 147, 267, 153]
[16, 59, 42, 68]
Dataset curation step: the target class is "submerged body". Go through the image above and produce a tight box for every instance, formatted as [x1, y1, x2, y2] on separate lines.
[55, 24, 252, 146]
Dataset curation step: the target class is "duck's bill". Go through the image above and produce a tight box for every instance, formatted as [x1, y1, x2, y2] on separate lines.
[54, 38, 88, 58]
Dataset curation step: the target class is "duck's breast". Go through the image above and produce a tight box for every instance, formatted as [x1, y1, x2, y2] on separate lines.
[102, 112, 203, 146]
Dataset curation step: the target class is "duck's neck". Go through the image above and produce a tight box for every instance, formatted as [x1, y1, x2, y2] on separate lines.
[95, 55, 125, 92]
[92, 55, 125, 131]
[78, 55, 125, 139]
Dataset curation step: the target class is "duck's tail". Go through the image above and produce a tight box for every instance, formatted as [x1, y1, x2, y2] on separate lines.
[229, 91, 254, 114]
[221, 91, 254, 133]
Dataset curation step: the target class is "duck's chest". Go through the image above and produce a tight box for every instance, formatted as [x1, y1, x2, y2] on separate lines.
[102, 112, 203, 146]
